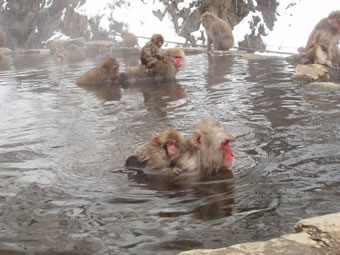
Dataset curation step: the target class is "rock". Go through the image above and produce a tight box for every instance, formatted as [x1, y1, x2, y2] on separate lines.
[177, 212, 340, 255]
[292, 64, 330, 82]
[305, 82, 340, 90]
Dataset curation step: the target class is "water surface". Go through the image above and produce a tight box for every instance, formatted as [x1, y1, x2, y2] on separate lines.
[0, 52, 339, 255]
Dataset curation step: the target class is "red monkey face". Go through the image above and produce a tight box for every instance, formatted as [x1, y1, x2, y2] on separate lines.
[173, 56, 183, 68]
[165, 140, 178, 156]
[221, 139, 234, 169]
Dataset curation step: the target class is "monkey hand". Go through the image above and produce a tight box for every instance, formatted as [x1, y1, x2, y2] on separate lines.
[172, 167, 184, 176]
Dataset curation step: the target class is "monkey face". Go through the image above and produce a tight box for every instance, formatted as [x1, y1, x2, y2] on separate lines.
[165, 140, 178, 156]
[173, 55, 183, 68]
[157, 39, 163, 48]
[220, 139, 234, 169]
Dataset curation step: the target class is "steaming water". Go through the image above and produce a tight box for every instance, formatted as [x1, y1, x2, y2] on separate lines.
[0, 52, 339, 255]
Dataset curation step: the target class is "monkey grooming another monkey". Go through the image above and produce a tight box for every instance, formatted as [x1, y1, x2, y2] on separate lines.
[175, 120, 234, 177]
[125, 128, 185, 176]
[140, 34, 164, 69]
[76, 58, 120, 85]
[201, 12, 234, 51]
[305, 10, 340, 68]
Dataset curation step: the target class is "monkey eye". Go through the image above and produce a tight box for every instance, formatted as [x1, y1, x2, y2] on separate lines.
[221, 139, 230, 149]
[173, 56, 182, 59]
[166, 141, 176, 146]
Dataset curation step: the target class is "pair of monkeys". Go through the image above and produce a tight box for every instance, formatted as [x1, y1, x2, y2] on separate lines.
[126, 120, 235, 177]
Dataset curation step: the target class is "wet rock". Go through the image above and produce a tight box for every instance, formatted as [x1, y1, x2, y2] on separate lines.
[292, 64, 330, 82]
[177, 213, 340, 255]
[305, 82, 340, 91]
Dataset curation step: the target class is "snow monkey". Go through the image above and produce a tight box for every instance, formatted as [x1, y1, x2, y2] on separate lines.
[174, 120, 234, 176]
[305, 10, 340, 68]
[121, 31, 138, 47]
[125, 128, 185, 176]
[140, 33, 164, 68]
[153, 48, 185, 79]
[201, 12, 234, 51]
[126, 48, 185, 80]
[76, 57, 120, 85]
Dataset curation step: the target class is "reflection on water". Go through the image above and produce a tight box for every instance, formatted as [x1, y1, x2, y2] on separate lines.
[0, 52, 339, 255]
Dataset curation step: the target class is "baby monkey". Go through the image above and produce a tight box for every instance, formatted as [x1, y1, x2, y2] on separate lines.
[126, 128, 184, 176]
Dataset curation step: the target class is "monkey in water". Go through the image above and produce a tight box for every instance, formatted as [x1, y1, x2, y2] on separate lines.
[76, 57, 120, 85]
[174, 120, 234, 177]
[125, 128, 185, 176]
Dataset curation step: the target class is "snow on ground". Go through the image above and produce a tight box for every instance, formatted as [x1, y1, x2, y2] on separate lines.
[76, 0, 185, 47]
[52, 0, 338, 53]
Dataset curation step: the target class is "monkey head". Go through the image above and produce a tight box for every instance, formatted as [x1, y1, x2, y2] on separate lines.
[152, 128, 184, 156]
[328, 10, 340, 31]
[100, 58, 120, 80]
[151, 34, 164, 48]
[192, 120, 234, 172]
[162, 48, 185, 69]
[201, 12, 214, 28]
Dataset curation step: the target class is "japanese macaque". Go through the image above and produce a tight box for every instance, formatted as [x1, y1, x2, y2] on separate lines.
[201, 12, 234, 51]
[121, 31, 138, 47]
[154, 48, 185, 79]
[0, 28, 7, 47]
[76, 57, 120, 85]
[127, 48, 185, 80]
[305, 10, 340, 68]
[125, 128, 185, 176]
[65, 44, 86, 62]
[175, 120, 234, 176]
[140, 34, 164, 68]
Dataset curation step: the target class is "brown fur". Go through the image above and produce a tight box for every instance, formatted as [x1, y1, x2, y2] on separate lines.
[121, 31, 138, 47]
[201, 12, 234, 51]
[0, 29, 6, 48]
[127, 48, 185, 80]
[154, 48, 185, 79]
[175, 120, 234, 176]
[133, 128, 184, 175]
[76, 58, 120, 85]
[66, 44, 86, 62]
[305, 10, 340, 68]
[140, 34, 164, 68]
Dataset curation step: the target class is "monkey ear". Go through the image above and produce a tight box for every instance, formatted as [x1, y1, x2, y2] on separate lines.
[193, 135, 201, 148]
[151, 133, 160, 145]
